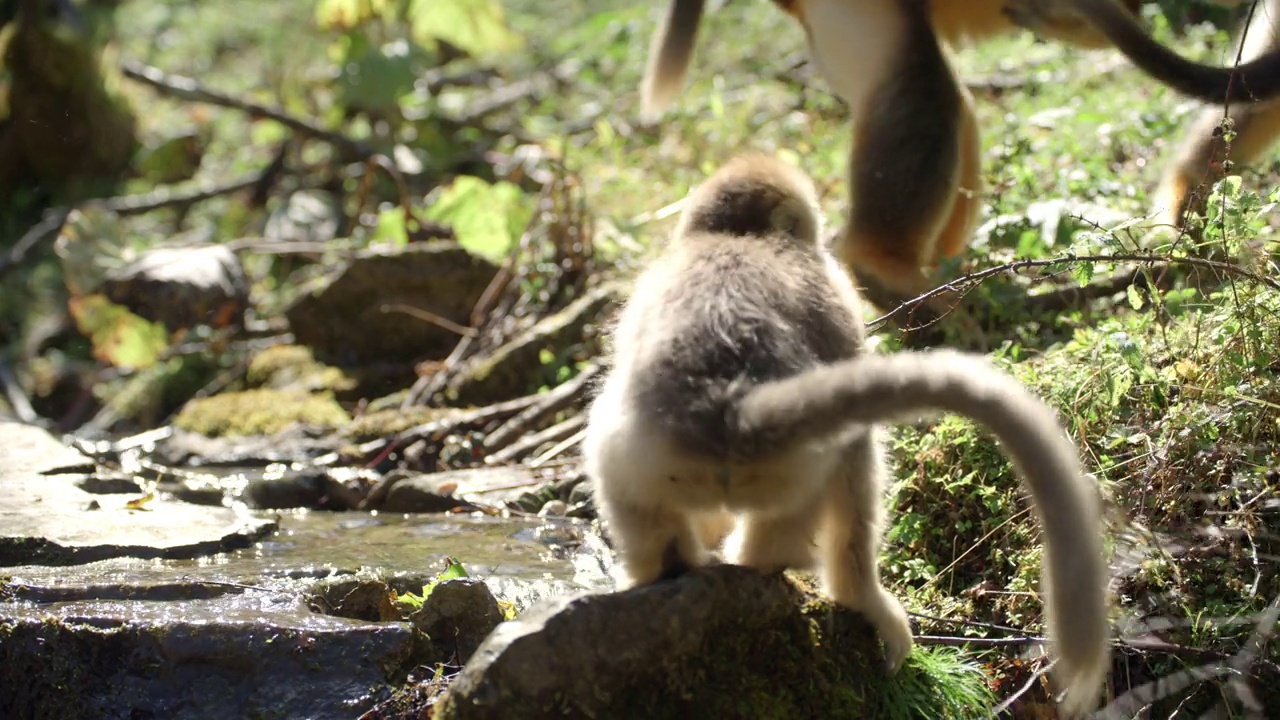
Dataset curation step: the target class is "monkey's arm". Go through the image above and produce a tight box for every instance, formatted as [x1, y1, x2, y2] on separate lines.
[1003, 0, 1280, 102]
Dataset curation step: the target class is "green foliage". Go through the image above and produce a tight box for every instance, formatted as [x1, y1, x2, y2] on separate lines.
[394, 556, 470, 612]
[405, 0, 522, 58]
[421, 177, 534, 262]
[875, 647, 997, 719]
[66, 294, 169, 370]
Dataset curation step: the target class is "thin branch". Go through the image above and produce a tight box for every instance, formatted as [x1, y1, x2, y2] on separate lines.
[483, 363, 599, 452]
[485, 414, 586, 466]
[0, 207, 72, 281]
[88, 174, 263, 216]
[867, 252, 1280, 332]
[914, 634, 1047, 648]
[120, 59, 369, 156]
[380, 304, 477, 338]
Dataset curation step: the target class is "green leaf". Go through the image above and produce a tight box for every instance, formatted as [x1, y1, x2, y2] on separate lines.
[373, 208, 409, 245]
[1070, 261, 1095, 286]
[67, 294, 170, 370]
[424, 176, 534, 262]
[332, 31, 422, 117]
[315, 0, 394, 31]
[406, 0, 523, 58]
[1126, 283, 1145, 311]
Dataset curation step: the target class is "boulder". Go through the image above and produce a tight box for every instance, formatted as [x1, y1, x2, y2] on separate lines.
[285, 242, 499, 366]
[431, 566, 928, 720]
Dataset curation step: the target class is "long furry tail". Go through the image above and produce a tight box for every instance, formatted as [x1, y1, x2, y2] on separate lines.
[639, 0, 706, 122]
[736, 349, 1109, 716]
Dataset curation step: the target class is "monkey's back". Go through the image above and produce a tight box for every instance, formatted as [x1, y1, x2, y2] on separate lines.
[619, 232, 860, 460]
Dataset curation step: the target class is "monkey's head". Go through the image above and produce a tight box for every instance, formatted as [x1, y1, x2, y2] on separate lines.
[673, 152, 821, 246]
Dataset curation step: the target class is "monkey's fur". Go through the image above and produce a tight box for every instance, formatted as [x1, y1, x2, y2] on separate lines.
[638, 0, 1280, 307]
[583, 153, 1110, 717]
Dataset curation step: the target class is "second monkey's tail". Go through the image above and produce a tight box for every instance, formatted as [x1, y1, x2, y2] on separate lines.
[639, 0, 706, 121]
[734, 349, 1109, 716]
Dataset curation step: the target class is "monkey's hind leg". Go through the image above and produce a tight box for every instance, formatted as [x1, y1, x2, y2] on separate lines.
[818, 431, 914, 672]
[598, 493, 713, 589]
[1151, 101, 1280, 235]
[932, 86, 983, 263]
[721, 490, 824, 574]
[1149, 0, 1280, 239]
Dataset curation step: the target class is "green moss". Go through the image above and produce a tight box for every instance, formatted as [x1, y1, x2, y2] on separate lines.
[246, 344, 355, 393]
[173, 388, 350, 437]
[342, 406, 465, 443]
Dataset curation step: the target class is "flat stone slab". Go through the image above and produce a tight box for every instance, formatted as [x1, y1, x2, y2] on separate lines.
[0, 603, 418, 720]
[0, 422, 277, 566]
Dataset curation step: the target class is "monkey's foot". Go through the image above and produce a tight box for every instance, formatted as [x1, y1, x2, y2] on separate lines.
[829, 582, 915, 673]
[864, 589, 915, 673]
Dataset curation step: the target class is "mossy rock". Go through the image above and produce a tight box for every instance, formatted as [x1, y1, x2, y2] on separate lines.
[246, 344, 356, 394]
[428, 566, 994, 720]
[173, 389, 349, 438]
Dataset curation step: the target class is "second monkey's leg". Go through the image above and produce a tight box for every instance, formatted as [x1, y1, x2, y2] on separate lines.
[838, 3, 971, 301]
[933, 84, 984, 262]
[1150, 0, 1280, 237]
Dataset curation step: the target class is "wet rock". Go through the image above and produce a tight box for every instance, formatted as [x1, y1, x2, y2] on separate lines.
[101, 243, 250, 332]
[285, 242, 499, 367]
[306, 573, 401, 622]
[243, 469, 360, 510]
[409, 578, 505, 664]
[432, 566, 910, 720]
[152, 425, 347, 466]
[378, 465, 548, 513]
[0, 608, 419, 720]
[76, 473, 144, 495]
[445, 283, 621, 406]
[0, 422, 277, 566]
[157, 465, 372, 511]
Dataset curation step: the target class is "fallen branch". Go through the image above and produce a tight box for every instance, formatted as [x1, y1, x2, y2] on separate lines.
[485, 414, 585, 466]
[483, 363, 599, 452]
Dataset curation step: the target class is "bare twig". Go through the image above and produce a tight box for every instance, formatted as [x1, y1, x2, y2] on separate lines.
[992, 658, 1057, 717]
[915, 634, 1048, 648]
[381, 304, 477, 338]
[0, 207, 72, 281]
[390, 392, 545, 447]
[527, 428, 587, 467]
[483, 364, 600, 452]
[485, 414, 586, 466]
[88, 174, 263, 216]
[120, 59, 369, 156]
[867, 252, 1280, 332]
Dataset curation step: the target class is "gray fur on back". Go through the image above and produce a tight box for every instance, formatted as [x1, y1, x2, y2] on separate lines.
[605, 152, 861, 460]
